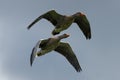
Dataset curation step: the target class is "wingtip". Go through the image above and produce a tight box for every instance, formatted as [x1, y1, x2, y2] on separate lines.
[27, 26, 31, 30]
[86, 37, 91, 40]
[30, 55, 33, 66]
[30, 54, 38, 66]
[77, 68, 82, 72]
[30, 47, 36, 67]
[73, 63, 82, 72]
[88, 36, 91, 40]
[86, 33, 91, 40]
[30, 62, 33, 66]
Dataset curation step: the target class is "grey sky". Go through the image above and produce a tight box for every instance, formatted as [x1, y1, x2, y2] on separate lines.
[0, 0, 120, 80]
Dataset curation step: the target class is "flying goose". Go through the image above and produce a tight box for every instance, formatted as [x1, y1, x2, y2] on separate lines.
[30, 34, 82, 72]
[27, 10, 91, 39]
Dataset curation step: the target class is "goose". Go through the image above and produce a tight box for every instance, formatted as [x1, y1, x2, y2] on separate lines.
[30, 34, 82, 72]
[27, 10, 91, 39]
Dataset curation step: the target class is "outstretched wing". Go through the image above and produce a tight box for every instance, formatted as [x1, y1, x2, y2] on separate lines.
[54, 42, 82, 72]
[27, 10, 63, 29]
[74, 14, 91, 39]
[30, 40, 41, 66]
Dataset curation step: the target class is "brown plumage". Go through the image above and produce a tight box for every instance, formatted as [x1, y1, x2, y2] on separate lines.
[27, 10, 91, 39]
[30, 34, 82, 72]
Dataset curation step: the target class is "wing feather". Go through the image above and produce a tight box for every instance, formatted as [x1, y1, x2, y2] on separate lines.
[30, 40, 41, 66]
[74, 15, 91, 39]
[54, 42, 82, 72]
[27, 10, 63, 29]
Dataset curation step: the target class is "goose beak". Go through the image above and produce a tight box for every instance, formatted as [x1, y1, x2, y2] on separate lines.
[66, 34, 70, 37]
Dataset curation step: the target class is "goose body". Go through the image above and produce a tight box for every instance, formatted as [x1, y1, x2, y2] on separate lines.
[27, 10, 91, 39]
[30, 34, 82, 72]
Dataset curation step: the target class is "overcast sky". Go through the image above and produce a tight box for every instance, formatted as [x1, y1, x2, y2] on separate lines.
[0, 0, 120, 80]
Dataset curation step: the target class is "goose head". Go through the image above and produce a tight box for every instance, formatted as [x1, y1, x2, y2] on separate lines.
[58, 33, 70, 39]
[62, 33, 70, 38]
[72, 12, 85, 18]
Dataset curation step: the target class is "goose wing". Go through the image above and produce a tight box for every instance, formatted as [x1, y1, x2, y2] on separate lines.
[27, 10, 63, 29]
[54, 42, 82, 72]
[74, 14, 91, 39]
[30, 40, 41, 66]
[30, 39, 50, 66]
